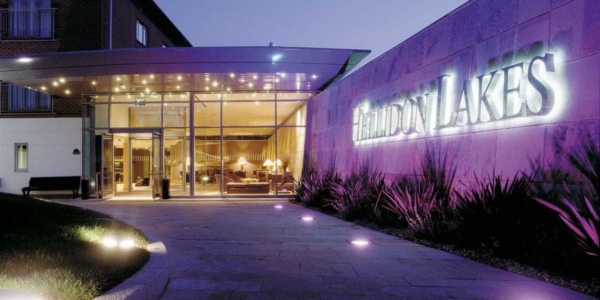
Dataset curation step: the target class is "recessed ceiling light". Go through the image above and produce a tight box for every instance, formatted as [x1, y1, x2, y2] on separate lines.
[150, 74, 155, 79]
[229, 73, 235, 78]
[253, 75, 258, 80]
[91, 80, 97, 86]
[40, 86, 46, 91]
[275, 78, 280, 83]
[115, 87, 120, 92]
[280, 73, 286, 78]
[255, 101, 259, 105]
[116, 77, 121, 82]
[145, 88, 150, 93]
[65, 89, 71, 95]
[52, 81, 58, 86]
[142, 80, 147, 85]
[248, 83, 254, 88]
[59, 78, 66, 83]
[176, 85, 181, 90]
[212, 81, 218, 87]
[272, 54, 282, 62]
[205, 87, 210, 91]
[312, 74, 318, 79]
[177, 75, 183, 81]
[16, 57, 33, 63]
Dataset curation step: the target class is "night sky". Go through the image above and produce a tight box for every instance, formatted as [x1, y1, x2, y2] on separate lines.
[154, 0, 467, 70]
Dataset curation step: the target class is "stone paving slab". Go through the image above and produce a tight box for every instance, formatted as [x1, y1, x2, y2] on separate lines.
[73, 201, 595, 300]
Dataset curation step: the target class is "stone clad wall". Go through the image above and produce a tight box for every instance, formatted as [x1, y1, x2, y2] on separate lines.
[310, 0, 600, 184]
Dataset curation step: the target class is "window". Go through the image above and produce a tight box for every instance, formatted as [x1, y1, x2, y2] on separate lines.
[15, 143, 28, 172]
[4, 83, 52, 112]
[8, 0, 53, 39]
[136, 20, 148, 47]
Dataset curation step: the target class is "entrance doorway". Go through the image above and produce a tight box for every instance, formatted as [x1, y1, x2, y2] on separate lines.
[99, 130, 163, 200]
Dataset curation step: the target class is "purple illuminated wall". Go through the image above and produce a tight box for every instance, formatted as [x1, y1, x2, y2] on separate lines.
[309, 0, 600, 184]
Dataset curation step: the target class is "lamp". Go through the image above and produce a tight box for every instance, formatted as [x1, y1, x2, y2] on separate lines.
[263, 159, 274, 170]
[237, 157, 247, 171]
[275, 159, 283, 172]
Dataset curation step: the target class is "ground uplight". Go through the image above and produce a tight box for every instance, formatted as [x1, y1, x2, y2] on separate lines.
[119, 239, 135, 249]
[101, 237, 118, 248]
[351, 240, 370, 246]
[301, 216, 314, 222]
[274, 205, 283, 209]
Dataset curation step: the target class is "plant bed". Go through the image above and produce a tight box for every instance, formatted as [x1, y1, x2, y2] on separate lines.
[0, 193, 150, 300]
[298, 202, 600, 297]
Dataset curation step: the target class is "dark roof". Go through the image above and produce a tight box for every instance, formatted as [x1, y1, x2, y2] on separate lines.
[129, 0, 192, 47]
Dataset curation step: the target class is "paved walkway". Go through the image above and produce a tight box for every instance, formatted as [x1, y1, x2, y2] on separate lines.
[74, 201, 594, 300]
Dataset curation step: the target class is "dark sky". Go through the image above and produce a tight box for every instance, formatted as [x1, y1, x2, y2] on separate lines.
[155, 0, 468, 70]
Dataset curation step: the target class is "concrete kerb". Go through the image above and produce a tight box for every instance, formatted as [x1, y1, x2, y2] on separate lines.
[95, 242, 169, 300]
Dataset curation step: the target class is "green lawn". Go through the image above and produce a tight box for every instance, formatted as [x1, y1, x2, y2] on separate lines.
[0, 193, 150, 300]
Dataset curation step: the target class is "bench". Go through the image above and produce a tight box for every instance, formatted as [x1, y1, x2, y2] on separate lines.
[22, 176, 81, 198]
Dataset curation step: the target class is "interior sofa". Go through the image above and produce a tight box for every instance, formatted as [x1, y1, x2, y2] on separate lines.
[215, 174, 270, 194]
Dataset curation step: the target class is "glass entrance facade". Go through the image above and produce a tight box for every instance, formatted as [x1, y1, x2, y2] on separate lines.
[82, 76, 310, 198]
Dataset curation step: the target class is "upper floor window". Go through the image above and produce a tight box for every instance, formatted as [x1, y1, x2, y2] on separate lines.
[1, 83, 52, 113]
[136, 20, 148, 47]
[5, 0, 54, 39]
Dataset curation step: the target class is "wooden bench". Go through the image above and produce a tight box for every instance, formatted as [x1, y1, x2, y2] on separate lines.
[22, 176, 81, 198]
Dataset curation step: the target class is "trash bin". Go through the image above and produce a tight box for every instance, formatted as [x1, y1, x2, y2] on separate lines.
[81, 178, 90, 200]
[161, 178, 170, 200]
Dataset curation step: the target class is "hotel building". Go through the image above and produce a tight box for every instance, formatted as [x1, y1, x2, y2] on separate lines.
[0, 0, 598, 199]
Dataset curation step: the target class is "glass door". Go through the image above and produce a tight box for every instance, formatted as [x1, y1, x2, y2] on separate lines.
[151, 131, 162, 199]
[101, 133, 114, 199]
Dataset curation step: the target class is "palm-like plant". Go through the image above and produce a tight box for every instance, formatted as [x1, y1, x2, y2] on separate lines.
[536, 197, 599, 257]
[383, 178, 438, 236]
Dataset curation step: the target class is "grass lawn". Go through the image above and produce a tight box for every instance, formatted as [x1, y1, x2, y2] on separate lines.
[0, 193, 150, 300]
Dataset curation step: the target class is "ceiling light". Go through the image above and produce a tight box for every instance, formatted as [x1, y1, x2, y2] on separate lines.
[142, 80, 147, 85]
[275, 78, 280, 83]
[59, 78, 66, 83]
[229, 73, 235, 78]
[272, 54, 282, 62]
[280, 73, 286, 78]
[177, 75, 183, 81]
[312, 74, 318, 79]
[91, 80, 97, 86]
[116, 77, 121, 82]
[115, 87, 120, 92]
[205, 77, 210, 82]
[52, 81, 58, 86]
[205, 87, 210, 91]
[176, 85, 181, 90]
[226, 87, 231, 92]
[248, 83, 254, 88]
[150, 74, 155, 79]
[65, 89, 71, 95]
[16, 57, 33, 63]
[145, 88, 150, 93]
[40, 86, 46, 91]
[212, 81, 218, 87]
[253, 75, 258, 80]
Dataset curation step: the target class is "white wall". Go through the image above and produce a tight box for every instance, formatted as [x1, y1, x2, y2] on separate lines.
[0, 118, 82, 195]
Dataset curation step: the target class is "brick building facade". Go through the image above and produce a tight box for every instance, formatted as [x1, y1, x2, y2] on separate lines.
[0, 0, 191, 117]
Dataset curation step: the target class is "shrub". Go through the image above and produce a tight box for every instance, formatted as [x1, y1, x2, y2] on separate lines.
[294, 163, 341, 210]
[383, 177, 438, 235]
[536, 197, 599, 257]
[328, 161, 391, 223]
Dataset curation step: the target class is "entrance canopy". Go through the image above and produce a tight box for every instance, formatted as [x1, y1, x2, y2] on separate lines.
[0, 46, 370, 96]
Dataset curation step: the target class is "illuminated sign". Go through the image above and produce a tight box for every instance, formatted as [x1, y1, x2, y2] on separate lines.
[352, 53, 557, 142]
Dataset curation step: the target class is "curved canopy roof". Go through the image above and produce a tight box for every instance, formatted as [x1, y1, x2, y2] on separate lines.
[0, 46, 370, 96]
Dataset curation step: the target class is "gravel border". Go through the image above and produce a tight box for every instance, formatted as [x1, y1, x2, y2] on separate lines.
[95, 242, 169, 300]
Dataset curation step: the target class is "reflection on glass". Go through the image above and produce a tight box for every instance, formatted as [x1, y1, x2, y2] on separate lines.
[163, 104, 189, 127]
[195, 128, 222, 196]
[277, 101, 307, 126]
[164, 129, 190, 196]
[223, 101, 275, 126]
[110, 103, 162, 128]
